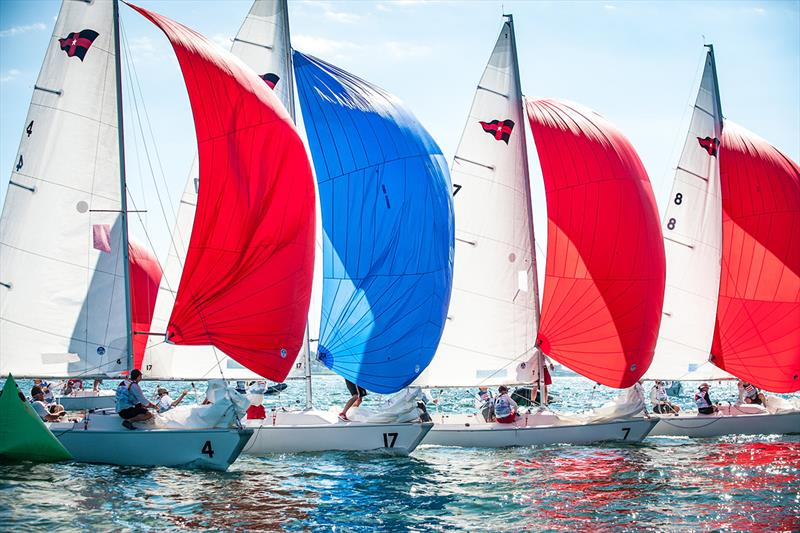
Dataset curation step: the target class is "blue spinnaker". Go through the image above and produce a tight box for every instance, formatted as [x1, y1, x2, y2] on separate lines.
[294, 51, 454, 393]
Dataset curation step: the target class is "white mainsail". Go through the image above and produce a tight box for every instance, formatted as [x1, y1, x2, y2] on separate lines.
[644, 47, 731, 382]
[0, 0, 130, 378]
[142, 0, 295, 380]
[414, 18, 540, 388]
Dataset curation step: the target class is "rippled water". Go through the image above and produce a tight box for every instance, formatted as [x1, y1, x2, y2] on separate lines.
[2, 375, 799, 530]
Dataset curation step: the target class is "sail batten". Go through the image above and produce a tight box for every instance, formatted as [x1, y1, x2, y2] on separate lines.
[527, 98, 666, 388]
[294, 51, 454, 394]
[130, 2, 315, 383]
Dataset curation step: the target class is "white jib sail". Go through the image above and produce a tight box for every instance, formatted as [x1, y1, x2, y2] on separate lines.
[645, 47, 731, 382]
[0, 0, 130, 378]
[142, 0, 296, 380]
[414, 19, 540, 388]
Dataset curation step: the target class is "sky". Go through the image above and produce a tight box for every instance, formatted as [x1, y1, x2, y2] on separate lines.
[0, 0, 798, 273]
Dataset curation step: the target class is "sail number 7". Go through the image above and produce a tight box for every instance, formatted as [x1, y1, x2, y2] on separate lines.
[621, 427, 631, 440]
[382, 432, 398, 448]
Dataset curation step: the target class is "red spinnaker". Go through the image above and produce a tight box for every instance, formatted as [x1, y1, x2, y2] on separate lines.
[128, 240, 162, 370]
[711, 121, 800, 392]
[129, 4, 315, 381]
[526, 99, 666, 388]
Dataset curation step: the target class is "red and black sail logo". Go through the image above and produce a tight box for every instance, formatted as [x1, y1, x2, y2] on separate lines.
[697, 136, 720, 157]
[479, 119, 514, 144]
[58, 29, 99, 61]
[260, 73, 280, 89]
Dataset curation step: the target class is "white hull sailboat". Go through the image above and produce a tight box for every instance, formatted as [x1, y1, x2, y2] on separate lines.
[139, 0, 446, 456]
[244, 412, 431, 455]
[642, 46, 800, 438]
[49, 411, 253, 470]
[0, 0, 313, 470]
[415, 16, 665, 447]
[650, 411, 800, 438]
[425, 413, 656, 448]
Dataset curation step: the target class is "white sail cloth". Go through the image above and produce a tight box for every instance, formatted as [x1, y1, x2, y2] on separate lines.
[0, 0, 129, 378]
[152, 380, 250, 429]
[413, 19, 539, 388]
[645, 49, 731, 382]
[349, 388, 426, 424]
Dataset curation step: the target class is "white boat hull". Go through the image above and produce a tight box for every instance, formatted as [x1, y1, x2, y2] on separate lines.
[56, 390, 116, 411]
[49, 410, 252, 471]
[422, 412, 658, 448]
[650, 410, 800, 438]
[243, 410, 432, 455]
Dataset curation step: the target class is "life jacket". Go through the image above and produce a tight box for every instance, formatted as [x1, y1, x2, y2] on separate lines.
[115, 379, 133, 412]
[494, 394, 514, 419]
[655, 385, 668, 402]
[246, 404, 266, 420]
[694, 391, 711, 409]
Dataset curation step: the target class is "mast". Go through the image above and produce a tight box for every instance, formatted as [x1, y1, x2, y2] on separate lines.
[112, 0, 135, 371]
[506, 14, 545, 404]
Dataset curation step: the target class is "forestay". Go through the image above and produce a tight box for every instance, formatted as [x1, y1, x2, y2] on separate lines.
[526, 98, 666, 388]
[0, 0, 130, 378]
[414, 19, 539, 388]
[645, 48, 731, 382]
[131, 3, 315, 382]
[142, 0, 305, 381]
[294, 51, 455, 394]
[711, 121, 800, 392]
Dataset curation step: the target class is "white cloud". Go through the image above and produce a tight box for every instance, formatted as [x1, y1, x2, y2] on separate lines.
[384, 41, 432, 59]
[293, 34, 362, 59]
[325, 10, 361, 24]
[0, 69, 21, 83]
[603, 4, 617, 10]
[753, 7, 766, 14]
[0, 22, 46, 38]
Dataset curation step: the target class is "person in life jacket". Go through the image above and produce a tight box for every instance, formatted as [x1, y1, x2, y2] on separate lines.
[650, 380, 681, 415]
[694, 383, 719, 415]
[738, 380, 767, 406]
[494, 385, 518, 424]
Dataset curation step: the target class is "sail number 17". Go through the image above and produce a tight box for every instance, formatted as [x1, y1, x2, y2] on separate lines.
[382, 432, 398, 448]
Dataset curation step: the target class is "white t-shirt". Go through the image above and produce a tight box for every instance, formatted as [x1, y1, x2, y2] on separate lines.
[156, 395, 173, 413]
[30, 400, 49, 420]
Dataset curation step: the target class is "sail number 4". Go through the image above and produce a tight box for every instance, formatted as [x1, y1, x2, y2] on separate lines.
[382, 432, 398, 448]
[201, 440, 214, 458]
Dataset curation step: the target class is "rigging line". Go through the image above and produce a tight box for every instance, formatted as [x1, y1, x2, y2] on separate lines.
[120, 23, 183, 284]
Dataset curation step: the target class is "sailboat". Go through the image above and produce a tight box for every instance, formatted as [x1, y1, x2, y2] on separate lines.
[644, 45, 800, 438]
[0, 0, 318, 469]
[144, 0, 452, 455]
[415, 15, 662, 447]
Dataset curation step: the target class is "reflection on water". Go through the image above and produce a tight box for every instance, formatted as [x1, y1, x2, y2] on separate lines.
[2, 375, 799, 530]
[2, 439, 798, 530]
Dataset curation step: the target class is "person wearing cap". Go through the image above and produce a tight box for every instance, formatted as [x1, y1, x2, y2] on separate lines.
[694, 383, 719, 415]
[494, 385, 518, 424]
[738, 380, 767, 406]
[29, 386, 64, 422]
[650, 380, 681, 415]
[155, 387, 188, 413]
